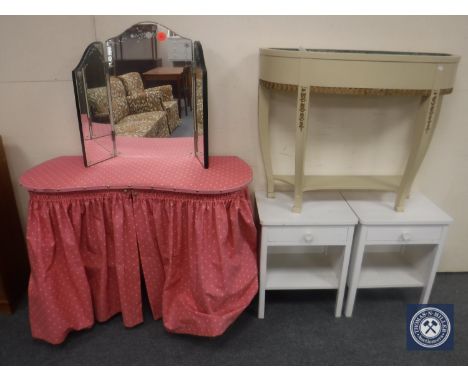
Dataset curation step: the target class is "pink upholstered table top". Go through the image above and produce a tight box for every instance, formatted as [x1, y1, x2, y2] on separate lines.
[20, 137, 252, 194]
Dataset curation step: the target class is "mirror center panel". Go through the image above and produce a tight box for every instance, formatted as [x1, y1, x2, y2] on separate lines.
[73, 22, 209, 168]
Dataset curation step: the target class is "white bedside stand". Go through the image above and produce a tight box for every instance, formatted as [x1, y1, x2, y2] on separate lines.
[342, 191, 453, 317]
[255, 191, 358, 318]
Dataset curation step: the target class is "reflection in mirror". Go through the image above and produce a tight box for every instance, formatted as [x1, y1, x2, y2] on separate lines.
[72, 22, 210, 169]
[105, 22, 193, 139]
[72, 42, 116, 167]
[194, 41, 208, 168]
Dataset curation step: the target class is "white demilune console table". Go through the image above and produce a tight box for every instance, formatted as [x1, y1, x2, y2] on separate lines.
[255, 191, 357, 318]
[258, 48, 460, 213]
[342, 191, 452, 317]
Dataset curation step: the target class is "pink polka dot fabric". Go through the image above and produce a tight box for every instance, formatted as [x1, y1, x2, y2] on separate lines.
[20, 137, 252, 194]
[133, 189, 258, 337]
[26, 189, 257, 344]
[22, 139, 258, 344]
[27, 191, 142, 344]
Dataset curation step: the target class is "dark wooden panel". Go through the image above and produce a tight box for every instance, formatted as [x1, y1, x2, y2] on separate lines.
[113, 59, 162, 76]
[1, 280, 12, 313]
[0, 135, 29, 314]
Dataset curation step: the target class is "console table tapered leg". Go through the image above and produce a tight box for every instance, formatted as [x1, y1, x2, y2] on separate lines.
[395, 91, 442, 212]
[258, 84, 275, 198]
[293, 86, 310, 213]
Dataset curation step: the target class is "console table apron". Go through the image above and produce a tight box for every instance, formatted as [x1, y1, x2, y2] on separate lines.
[258, 48, 460, 213]
[20, 137, 258, 344]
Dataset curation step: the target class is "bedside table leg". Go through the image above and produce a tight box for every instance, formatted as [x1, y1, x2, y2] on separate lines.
[258, 227, 268, 319]
[335, 227, 355, 317]
[419, 227, 448, 304]
[345, 226, 367, 317]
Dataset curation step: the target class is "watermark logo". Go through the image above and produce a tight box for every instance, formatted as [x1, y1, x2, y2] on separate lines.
[407, 304, 454, 350]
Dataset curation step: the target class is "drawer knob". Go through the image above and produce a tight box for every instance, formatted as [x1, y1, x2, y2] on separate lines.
[400, 232, 412, 242]
[304, 233, 314, 243]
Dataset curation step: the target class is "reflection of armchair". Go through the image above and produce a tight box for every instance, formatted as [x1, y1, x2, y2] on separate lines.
[118, 72, 180, 133]
[86, 87, 111, 123]
[109, 76, 170, 138]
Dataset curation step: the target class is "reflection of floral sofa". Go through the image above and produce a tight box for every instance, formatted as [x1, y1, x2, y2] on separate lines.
[109, 76, 169, 137]
[86, 87, 111, 123]
[118, 72, 180, 133]
[86, 74, 180, 138]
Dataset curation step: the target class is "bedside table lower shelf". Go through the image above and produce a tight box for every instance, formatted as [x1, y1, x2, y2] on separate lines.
[266, 249, 341, 290]
[357, 248, 430, 289]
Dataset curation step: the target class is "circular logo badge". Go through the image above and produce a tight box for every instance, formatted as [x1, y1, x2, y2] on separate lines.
[410, 307, 451, 348]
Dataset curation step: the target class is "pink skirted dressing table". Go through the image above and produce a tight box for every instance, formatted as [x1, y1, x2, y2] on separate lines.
[20, 137, 258, 344]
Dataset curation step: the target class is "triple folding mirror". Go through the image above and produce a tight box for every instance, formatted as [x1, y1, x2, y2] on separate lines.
[72, 22, 209, 168]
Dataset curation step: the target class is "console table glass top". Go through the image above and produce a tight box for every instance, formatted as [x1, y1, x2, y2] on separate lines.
[270, 48, 453, 56]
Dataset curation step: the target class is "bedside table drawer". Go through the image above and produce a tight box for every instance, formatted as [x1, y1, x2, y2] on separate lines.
[366, 225, 443, 244]
[267, 226, 349, 245]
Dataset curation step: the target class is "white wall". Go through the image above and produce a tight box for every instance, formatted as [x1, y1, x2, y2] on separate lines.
[1, 16, 467, 271]
[0, 16, 96, 223]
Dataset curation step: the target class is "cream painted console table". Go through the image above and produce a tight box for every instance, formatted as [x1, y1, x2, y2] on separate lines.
[258, 48, 460, 212]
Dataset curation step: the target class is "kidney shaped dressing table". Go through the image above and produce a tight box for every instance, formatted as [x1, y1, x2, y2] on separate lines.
[20, 137, 257, 344]
[19, 22, 260, 345]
